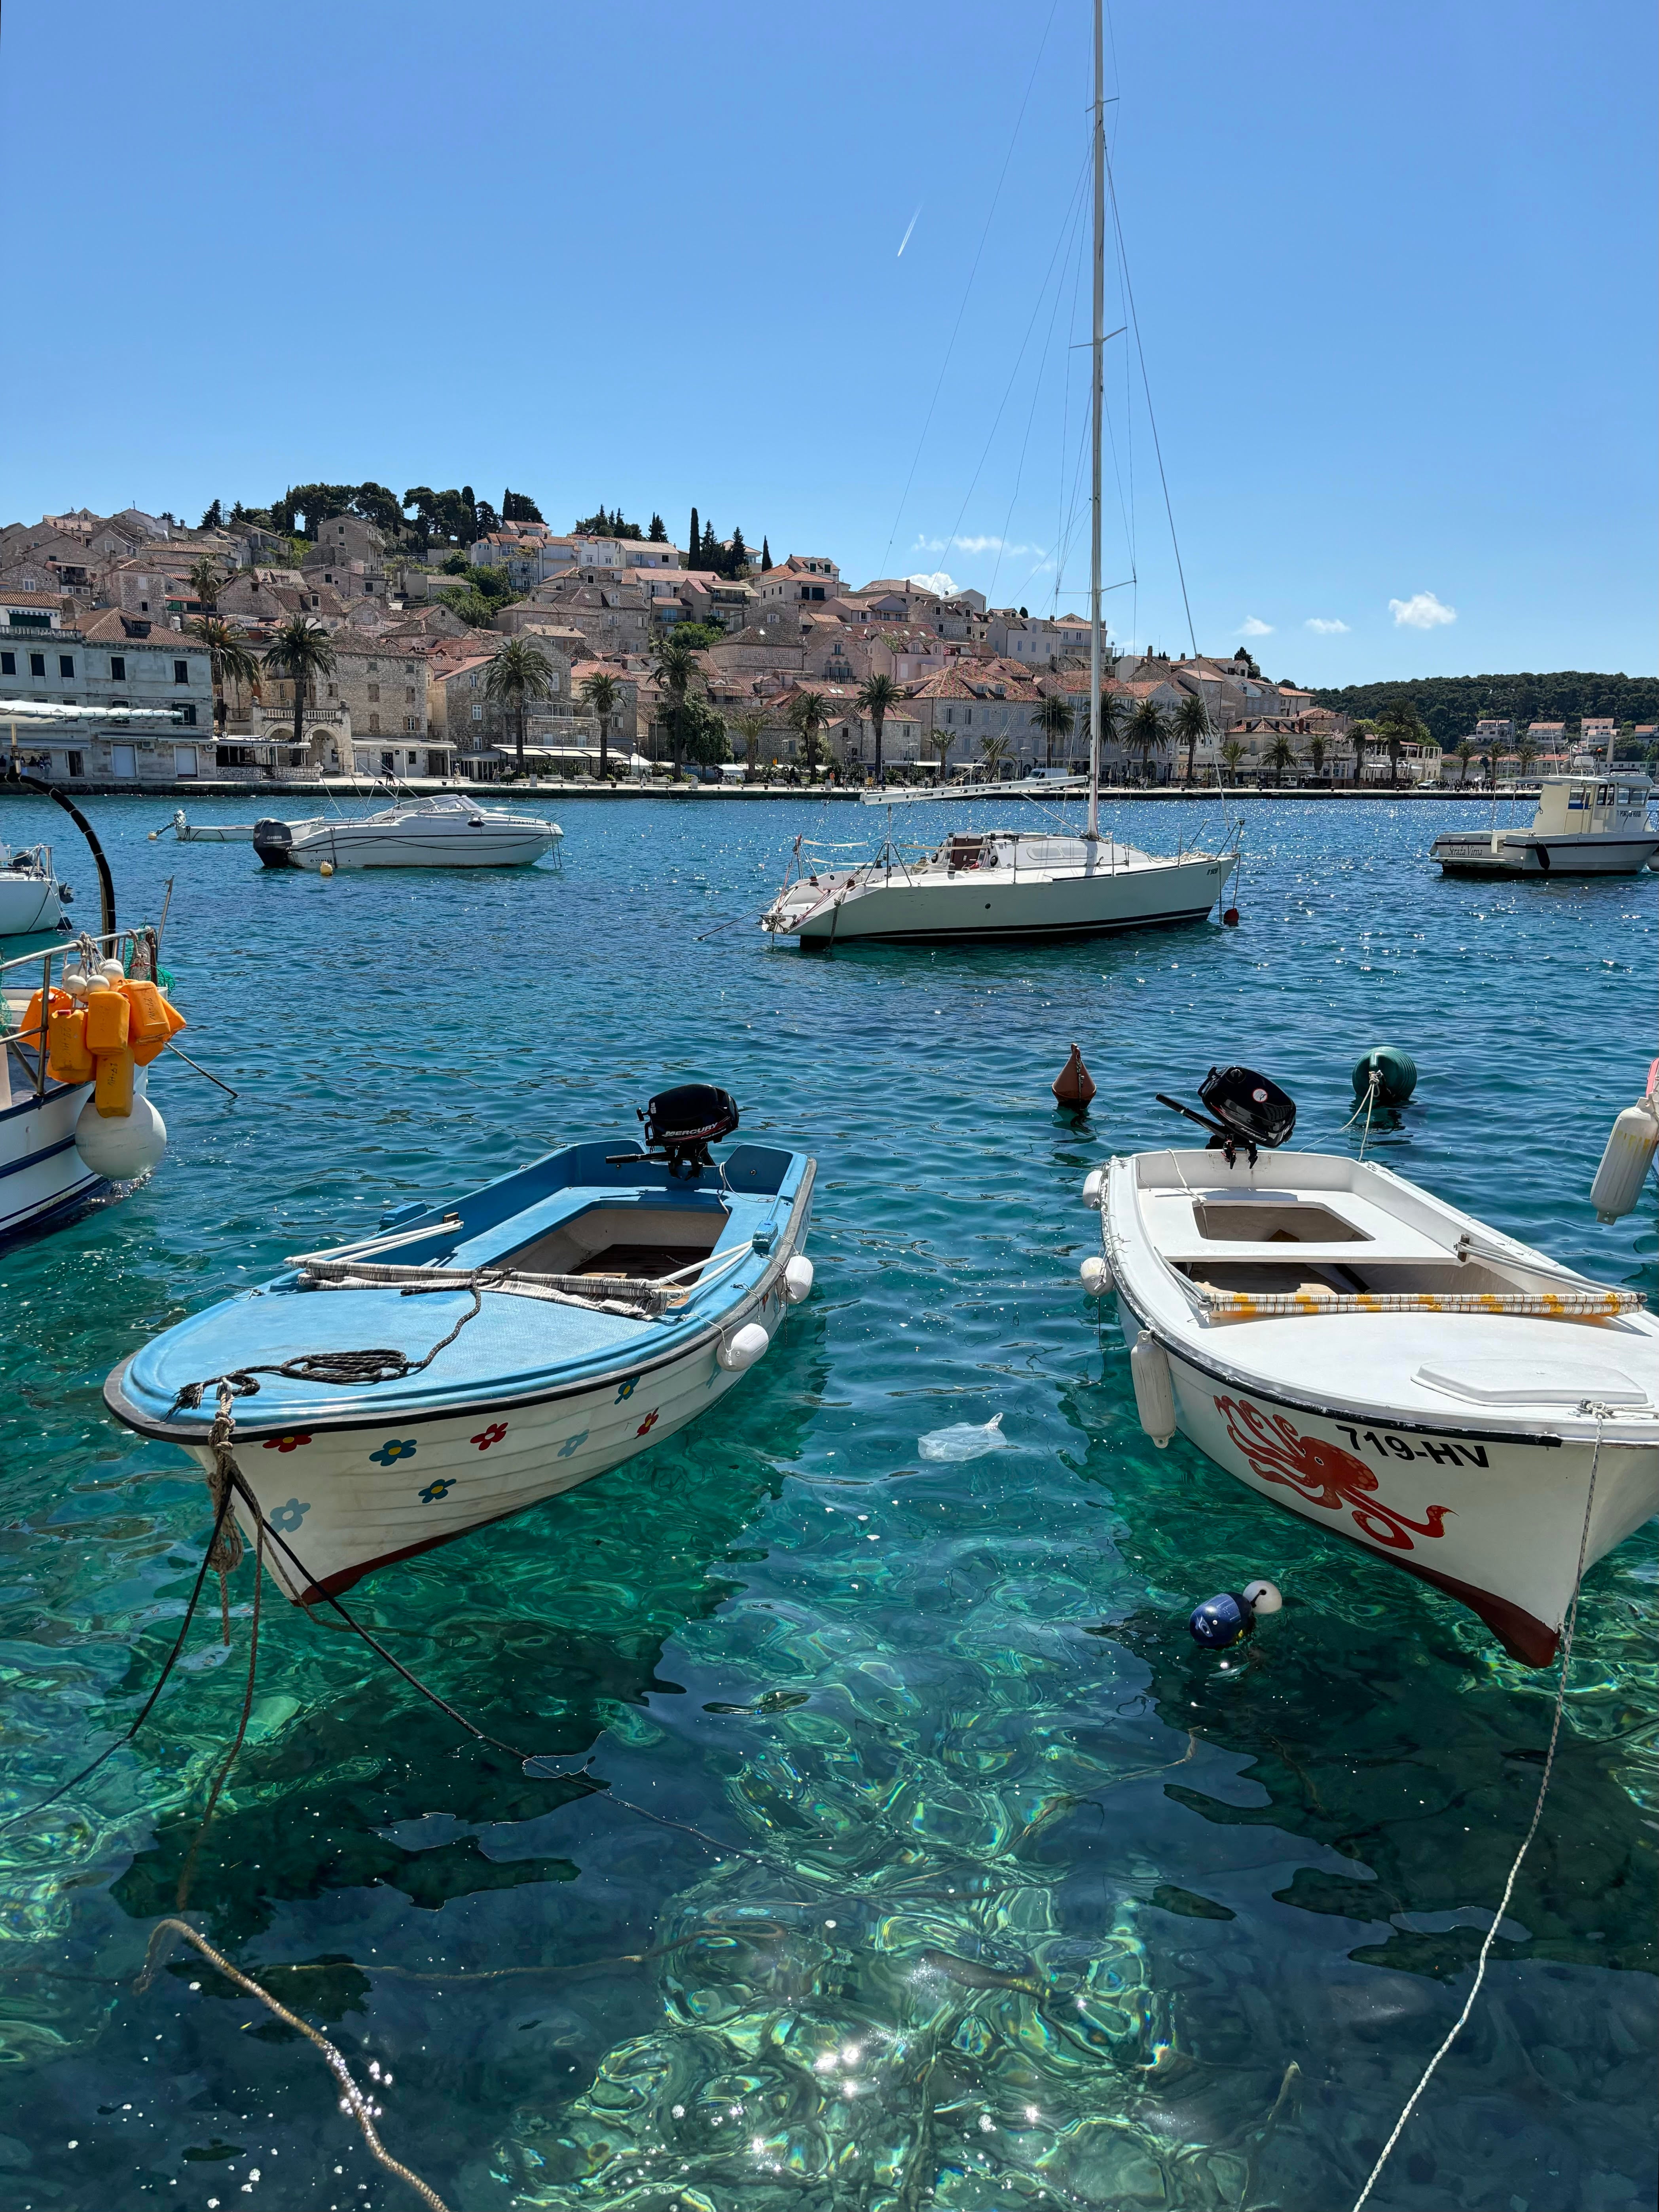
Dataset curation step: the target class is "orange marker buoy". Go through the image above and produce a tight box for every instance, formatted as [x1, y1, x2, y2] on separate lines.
[1052, 1043, 1096, 1110]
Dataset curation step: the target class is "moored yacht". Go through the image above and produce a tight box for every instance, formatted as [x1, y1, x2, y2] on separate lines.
[254, 792, 561, 870]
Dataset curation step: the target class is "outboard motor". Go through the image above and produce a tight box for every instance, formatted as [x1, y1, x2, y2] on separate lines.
[252, 818, 296, 870]
[637, 1084, 739, 1181]
[1155, 1065, 1296, 1168]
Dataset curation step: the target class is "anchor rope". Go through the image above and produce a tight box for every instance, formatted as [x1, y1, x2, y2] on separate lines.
[1350, 1408, 1608, 2212]
[135, 1918, 448, 2212]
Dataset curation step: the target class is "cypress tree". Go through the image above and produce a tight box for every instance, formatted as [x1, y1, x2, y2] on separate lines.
[648, 512, 667, 542]
[729, 524, 747, 576]
[688, 507, 699, 565]
[761, 536, 772, 571]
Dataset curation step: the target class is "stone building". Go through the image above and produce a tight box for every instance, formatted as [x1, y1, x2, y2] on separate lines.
[0, 595, 212, 781]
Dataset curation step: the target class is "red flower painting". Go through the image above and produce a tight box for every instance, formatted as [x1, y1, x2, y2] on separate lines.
[470, 1422, 509, 1452]
[1214, 1396, 1451, 1551]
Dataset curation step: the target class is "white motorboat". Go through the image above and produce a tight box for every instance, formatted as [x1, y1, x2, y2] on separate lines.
[1432, 773, 1658, 876]
[158, 810, 264, 843]
[762, 826, 1234, 945]
[1091, 1068, 1659, 1666]
[0, 843, 70, 934]
[1, 927, 180, 1239]
[254, 793, 561, 871]
[106, 1086, 814, 1601]
[763, 21, 1231, 947]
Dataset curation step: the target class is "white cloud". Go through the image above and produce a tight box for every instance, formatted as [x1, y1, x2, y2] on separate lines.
[1389, 591, 1456, 630]
[913, 531, 1045, 558]
[1304, 616, 1350, 635]
[912, 535, 946, 553]
[1237, 616, 1274, 637]
[908, 571, 958, 596]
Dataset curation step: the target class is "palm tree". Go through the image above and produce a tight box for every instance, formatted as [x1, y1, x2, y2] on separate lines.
[733, 709, 768, 783]
[651, 633, 702, 776]
[1095, 686, 1130, 783]
[260, 616, 337, 765]
[856, 671, 899, 785]
[1376, 700, 1426, 789]
[1264, 734, 1297, 784]
[1308, 732, 1327, 781]
[1128, 697, 1169, 785]
[1034, 692, 1074, 768]
[578, 670, 621, 781]
[1454, 737, 1475, 787]
[1219, 737, 1245, 785]
[978, 731, 1012, 781]
[187, 553, 228, 615]
[1173, 690, 1210, 786]
[930, 725, 956, 783]
[486, 637, 556, 773]
[1514, 732, 1538, 784]
[787, 689, 829, 775]
[191, 615, 260, 737]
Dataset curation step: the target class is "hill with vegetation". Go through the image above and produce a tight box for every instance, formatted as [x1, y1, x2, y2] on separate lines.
[1308, 672, 1658, 748]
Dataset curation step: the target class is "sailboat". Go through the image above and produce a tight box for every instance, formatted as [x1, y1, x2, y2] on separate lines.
[761, 25, 1234, 948]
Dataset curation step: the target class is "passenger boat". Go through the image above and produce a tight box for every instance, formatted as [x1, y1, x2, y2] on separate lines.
[104, 1087, 815, 1601]
[1, 928, 178, 1238]
[0, 842, 70, 933]
[760, 10, 1233, 949]
[1090, 1068, 1659, 1665]
[1431, 773, 1658, 876]
[254, 792, 561, 871]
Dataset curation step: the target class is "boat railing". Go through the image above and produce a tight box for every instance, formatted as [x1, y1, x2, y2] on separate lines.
[0, 925, 160, 1101]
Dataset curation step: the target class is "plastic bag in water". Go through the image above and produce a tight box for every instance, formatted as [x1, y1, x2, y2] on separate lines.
[918, 1412, 1012, 1463]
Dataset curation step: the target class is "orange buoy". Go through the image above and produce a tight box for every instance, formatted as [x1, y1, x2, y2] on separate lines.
[1052, 1043, 1097, 1110]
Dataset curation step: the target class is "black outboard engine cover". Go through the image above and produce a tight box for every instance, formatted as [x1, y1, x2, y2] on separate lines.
[640, 1084, 739, 1180]
[1199, 1065, 1297, 1152]
[252, 818, 296, 869]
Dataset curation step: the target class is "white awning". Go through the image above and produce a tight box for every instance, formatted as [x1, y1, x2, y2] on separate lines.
[1, 701, 188, 724]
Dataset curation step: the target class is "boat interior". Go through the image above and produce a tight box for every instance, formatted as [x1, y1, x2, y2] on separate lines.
[502, 1200, 728, 1283]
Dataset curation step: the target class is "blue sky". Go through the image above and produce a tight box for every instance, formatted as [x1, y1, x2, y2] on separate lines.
[2, 0, 1652, 683]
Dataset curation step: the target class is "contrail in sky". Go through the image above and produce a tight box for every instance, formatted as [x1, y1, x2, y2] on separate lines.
[897, 206, 921, 256]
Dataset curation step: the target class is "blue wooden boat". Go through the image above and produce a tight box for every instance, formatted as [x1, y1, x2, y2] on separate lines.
[105, 1089, 815, 1601]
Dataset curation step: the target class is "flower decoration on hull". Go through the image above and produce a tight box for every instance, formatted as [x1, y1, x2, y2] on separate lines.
[1214, 1396, 1451, 1551]
[635, 1410, 660, 1438]
[268, 1499, 310, 1532]
[556, 1430, 590, 1460]
[370, 1439, 418, 1467]
[615, 1377, 640, 1403]
[418, 1478, 455, 1504]
[470, 1422, 509, 1452]
[263, 1433, 312, 1454]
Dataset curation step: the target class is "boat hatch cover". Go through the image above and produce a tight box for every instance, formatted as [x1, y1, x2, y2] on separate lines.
[1415, 1359, 1649, 1409]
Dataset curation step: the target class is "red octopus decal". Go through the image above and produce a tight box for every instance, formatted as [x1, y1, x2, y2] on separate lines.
[1214, 1396, 1452, 1551]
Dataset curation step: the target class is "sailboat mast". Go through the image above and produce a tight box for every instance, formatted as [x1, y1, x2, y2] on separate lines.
[1086, 0, 1105, 842]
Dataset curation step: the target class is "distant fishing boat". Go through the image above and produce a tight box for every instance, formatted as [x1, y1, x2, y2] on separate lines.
[1431, 773, 1658, 877]
[105, 1086, 815, 1600]
[254, 792, 561, 871]
[157, 810, 265, 843]
[1090, 1067, 1659, 1665]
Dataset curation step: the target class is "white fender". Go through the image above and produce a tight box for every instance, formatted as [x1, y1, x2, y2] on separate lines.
[1082, 1168, 1106, 1207]
[1130, 1329, 1177, 1448]
[783, 1255, 814, 1304]
[1591, 1097, 1659, 1222]
[74, 1093, 167, 1181]
[719, 1323, 770, 1371]
[1080, 1254, 1113, 1295]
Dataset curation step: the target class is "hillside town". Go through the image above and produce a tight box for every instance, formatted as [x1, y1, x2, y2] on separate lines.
[0, 497, 1644, 789]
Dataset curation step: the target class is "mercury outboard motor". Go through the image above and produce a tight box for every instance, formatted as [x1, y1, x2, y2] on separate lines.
[252, 819, 296, 870]
[1155, 1065, 1296, 1168]
[636, 1083, 739, 1180]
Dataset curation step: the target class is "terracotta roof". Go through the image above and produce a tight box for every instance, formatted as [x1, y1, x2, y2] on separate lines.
[0, 587, 75, 608]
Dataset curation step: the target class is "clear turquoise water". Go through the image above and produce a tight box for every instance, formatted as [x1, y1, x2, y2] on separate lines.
[0, 792, 1653, 2212]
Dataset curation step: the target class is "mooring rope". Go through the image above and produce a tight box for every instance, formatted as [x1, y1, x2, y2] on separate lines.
[135, 1919, 448, 2212]
[168, 1285, 485, 1412]
[1350, 1408, 1607, 2212]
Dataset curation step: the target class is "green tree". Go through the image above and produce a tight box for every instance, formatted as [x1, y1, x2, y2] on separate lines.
[486, 638, 556, 773]
[652, 632, 702, 774]
[681, 696, 729, 768]
[260, 616, 337, 763]
[857, 671, 899, 783]
[502, 488, 544, 524]
[733, 708, 768, 783]
[977, 731, 1012, 781]
[579, 669, 621, 780]
[1454, 737, 1475, 787]
[1095, 686, 1130, 779]
[687, 508, 699, 567]
[1173, 690, 1210, 786]
[1128, 697, 1169, 785]
[186, 554, 229, 613]
[1514, 730, 1539, 782]
[198, 498, 223, 531]
[1376, 698, 1428, 789]
[1264, 733, 1297, 783]
[1219, 737, 1245, 785]
[930, 724, 956, 781]
[1308, 732, 1327, 779]
[191, 616, 261, 736]
[787, 689, 829, 775]
[648, 513, 667, 543]
[1034, 692, 1075, 768]
[760, 536, 772, 571]
[351, 482, 405, 537]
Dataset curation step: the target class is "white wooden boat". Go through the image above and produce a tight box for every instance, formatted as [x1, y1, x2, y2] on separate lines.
[254, 792, 561, 871]
[160, 811, 264, 843]
[0, 843, 69, 933]
[1094, 1124, 1659, 1666]
[105, 1088, 814, 1600]
[1432, 774, 1658, 876]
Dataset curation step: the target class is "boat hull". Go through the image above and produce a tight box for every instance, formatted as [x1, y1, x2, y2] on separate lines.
[0, 875, 66, 932]
[1159, 1339, 1654, 1662]
[774, 853, 1227, 944]
[0, 1072, 157, 1238]
[1432, 831, 1659, 877]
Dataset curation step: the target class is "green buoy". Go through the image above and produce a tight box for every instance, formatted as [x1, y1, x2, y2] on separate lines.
[1353, 1046, 1417, 1107]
